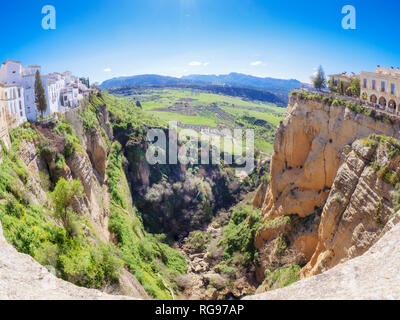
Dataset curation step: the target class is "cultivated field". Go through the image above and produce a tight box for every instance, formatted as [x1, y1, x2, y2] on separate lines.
[111, 88, 286, 154]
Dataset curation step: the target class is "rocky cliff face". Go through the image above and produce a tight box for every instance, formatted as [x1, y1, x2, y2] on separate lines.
[255, 91, 400, 288]
[0, 104, 150, 299]
[245, 218, 400, 300]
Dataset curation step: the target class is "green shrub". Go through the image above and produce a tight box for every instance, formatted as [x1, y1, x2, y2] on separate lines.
[377, 166, 399, 185]
[270, 265, 300, 289]
[257, 215, 291, 237]
[6, 198, 26, 218]
[275, 236, 288, 255]
[219, 207, 262, 265]
[55, 120, 81, 158]
[261, 264, 301, 290]
[214, 262, 236, 278]
[106, 141, 186, 299]
[187, 231, 211, 253]
[55, 153, 66, 170]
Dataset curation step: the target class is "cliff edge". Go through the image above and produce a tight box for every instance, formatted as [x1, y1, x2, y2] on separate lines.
[0, 221, 134, 300]
[245, 221, 400, 300]
[254, 91, 400, 291]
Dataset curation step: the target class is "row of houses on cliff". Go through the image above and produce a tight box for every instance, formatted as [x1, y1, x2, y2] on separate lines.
[329, 66, 400, 113]
[0, 60, 89, 151]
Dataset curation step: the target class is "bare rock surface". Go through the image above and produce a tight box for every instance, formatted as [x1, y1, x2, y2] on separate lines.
[0, 222, 134, 300]
[255, 93, 400, 286]
[245, 220, 400, 300]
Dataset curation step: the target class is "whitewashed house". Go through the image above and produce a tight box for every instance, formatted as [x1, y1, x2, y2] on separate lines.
[21, 65, 41, 121]
[0, 86, 11, 149]
[60, 86, 80, 109]
[0, 60, 89, 122]
[0, 83, 26, 127]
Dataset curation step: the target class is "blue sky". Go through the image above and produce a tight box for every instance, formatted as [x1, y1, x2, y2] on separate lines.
[1, 0, 400, 83]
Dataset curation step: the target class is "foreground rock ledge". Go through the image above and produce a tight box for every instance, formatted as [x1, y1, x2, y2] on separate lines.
[0, 222, 135, 300]
[244, 222, 400, 300]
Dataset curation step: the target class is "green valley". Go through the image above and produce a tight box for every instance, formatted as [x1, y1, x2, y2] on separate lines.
[107, 87, 286, 154]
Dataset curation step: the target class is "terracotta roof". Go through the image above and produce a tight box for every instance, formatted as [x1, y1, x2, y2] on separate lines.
[2, 60, 21, 65]
[0, 83, 21, 88]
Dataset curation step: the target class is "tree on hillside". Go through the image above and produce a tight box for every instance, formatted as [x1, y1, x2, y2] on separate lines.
[348, 78, 361, 97]
[34, 70, 47, 120]
[79, 77, 90, 88]
[339, 81, 344, 95]
[51, 178, 84, 237]
[312, 65, 327, 91]
[328, 79, 338, 93]
[136, 100, 142, 109]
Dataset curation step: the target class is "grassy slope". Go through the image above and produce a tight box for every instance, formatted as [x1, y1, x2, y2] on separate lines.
[0, 94, 187, 300]
[83, 93, 187, 299]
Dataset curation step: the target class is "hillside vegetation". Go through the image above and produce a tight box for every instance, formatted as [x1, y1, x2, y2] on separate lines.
[107, 87, 285, 154]
[0, 91, 275, 300]
[0, 94, 187, 299]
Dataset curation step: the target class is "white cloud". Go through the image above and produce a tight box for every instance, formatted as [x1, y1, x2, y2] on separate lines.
[189, 61, 202, 66]
[188, 61, 209, 67]
[104, 68, 112, 72]
[250, 61, 263, 66]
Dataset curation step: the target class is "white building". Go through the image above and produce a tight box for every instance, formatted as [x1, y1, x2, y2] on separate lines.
[360, 66, 400, 112]
[0, 60, 89, 122]
[0, 83, 26, 127]
[0, 86, 11, 150]
[60, 86, 80, 109]
[21, 65, 41, 121]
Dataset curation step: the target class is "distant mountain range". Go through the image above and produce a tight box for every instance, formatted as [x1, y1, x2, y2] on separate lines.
[100, 72, 303, 91]
[100, 73, 305, 106]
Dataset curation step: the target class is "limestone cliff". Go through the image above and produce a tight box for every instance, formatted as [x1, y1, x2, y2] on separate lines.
[0, 102, 150, 299]
[245, 220, 400, 300]
[255, 91, 400, 288]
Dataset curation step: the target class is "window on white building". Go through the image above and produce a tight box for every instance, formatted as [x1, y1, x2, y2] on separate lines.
[391, 84, 395, 95]
[363, 79, 367, 89]
[372, 80, 376, 90]
[381, 81, 385, 92]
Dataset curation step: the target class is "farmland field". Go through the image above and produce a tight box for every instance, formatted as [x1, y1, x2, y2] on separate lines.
[108, 87, 286, 154]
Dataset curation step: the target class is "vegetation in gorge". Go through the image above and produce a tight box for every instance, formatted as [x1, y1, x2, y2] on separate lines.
[219, 205, 262, 265]
[258, 264, 301, 292]
[0, 126, 122, 289]
[0, 90, 272, 300]
[51, 178, 84, 237]
[106, 140, 186, 299]
[0, 94, 188, 299]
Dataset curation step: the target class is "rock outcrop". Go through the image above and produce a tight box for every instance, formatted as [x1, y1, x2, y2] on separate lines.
[9, 108, 149, 299]
[255, 92, 400, 288]
[262, 93, 400, 221]
[302, 137, 400, 277]
[245, 220, 400, 300]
